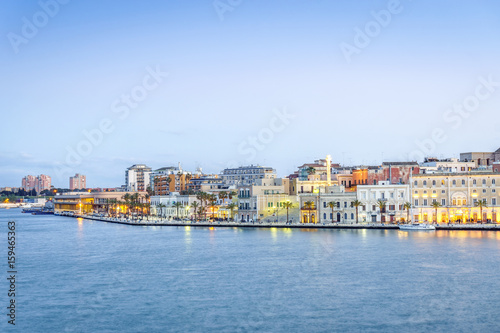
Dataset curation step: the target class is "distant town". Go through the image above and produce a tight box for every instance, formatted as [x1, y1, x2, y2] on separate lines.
[2, 148, 500, 224]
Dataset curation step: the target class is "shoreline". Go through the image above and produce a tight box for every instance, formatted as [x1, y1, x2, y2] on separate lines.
[60, 214, 500, 231]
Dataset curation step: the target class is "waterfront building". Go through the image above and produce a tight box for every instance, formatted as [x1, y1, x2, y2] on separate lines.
[69, 173, 86, 190]
[221, 165, 276, 186]
[125, 164, 152, 192]
[22, 174, 51, 193]
[460, 148, 500, 167]
[298, 185, 356, 223]
[237, 178, 298, 222]
[53, 191, 142, 215]
[356, 183, 410, 223]
[151, 194, 198, 219]
[410, 172, 500, 223]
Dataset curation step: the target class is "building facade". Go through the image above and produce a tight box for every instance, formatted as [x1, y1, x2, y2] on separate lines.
[125, 164, 152, 192]
[411, 172, 500, 223]
[221, 165, 276, 186]
[356, 183, 410, 223]
[22, 174, 51, 193]
[299, 186, 357, 223]
[69, 173, 86, 190]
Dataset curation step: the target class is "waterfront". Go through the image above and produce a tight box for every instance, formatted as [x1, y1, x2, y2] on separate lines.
[1, 209, 500, 332]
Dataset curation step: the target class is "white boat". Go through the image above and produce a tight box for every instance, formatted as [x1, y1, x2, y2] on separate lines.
[399, 223, 436, 231]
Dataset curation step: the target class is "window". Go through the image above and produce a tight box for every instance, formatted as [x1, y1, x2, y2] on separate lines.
[441, 199, 446, 206]
[492, 198, 497, 206]
[372, 205, 376, 211]
[323, 202, 326, 208]
[483, 189, 487, 193]
[414, 180, 417, 186]
[473, 179, 476, 185]
[482, 179, 486, 185]
[432, 180, 436, 186]
[381, 193, 385, 199]
[493, 189, 496, 193]
[493, 179, 496, 185]
[337, 202, 340, 208]
[323, 213, 326, 219]
[423, 199, 428, 206]
[344, 202, 347, 208]
[433, 190, 436, 194]
[442, 190, 445, 194]
[414, 199, 419, 206]
[423, 180, 427, 186]
[452, 180, 456, 185]
[389, 205, 395, 211]
[351, 213, 354, 219]
[390, 192, 394, 198]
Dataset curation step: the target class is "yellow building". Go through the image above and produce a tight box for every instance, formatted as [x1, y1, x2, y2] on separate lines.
[411, 172, 500, 223]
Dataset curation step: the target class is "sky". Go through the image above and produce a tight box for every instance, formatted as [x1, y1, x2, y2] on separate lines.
[1, 0, 499, 188]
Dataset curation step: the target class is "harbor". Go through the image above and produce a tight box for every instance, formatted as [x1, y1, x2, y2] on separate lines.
[57, 211, 500, 231]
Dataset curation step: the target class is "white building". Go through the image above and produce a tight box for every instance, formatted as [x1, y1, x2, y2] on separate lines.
[357, 182, 410, 223]
[125, 164, 152, 192]
[221, 165, 276, 186]
[299, 185, 357, 223]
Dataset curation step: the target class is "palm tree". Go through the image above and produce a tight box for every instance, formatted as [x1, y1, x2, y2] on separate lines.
[218, 191, 228, 204]
[403, 202, 412, 223]
[303, 200, 314, 223]
[306, 167, 316, 175]
[157, 203, 166, 218]
[228, 191, 238, 200]
[191, 201, 199, 220]
[208, 194, 218, 220]
[327, 201, 336, 223]
[352, 200, 363, 224]
[282, 201, 295, 223]
[227, 202, 238, 221]
[431, 201, 442, 224]
[377, 199, 387, 223]
[173, 202, 183, 220]
[475, 199, 488, 223]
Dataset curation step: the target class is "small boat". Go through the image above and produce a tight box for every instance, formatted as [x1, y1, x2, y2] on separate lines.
[31, 210, 54, 215]
[399, 223, 436, 231]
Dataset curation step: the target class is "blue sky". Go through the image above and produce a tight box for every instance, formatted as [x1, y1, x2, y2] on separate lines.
[1, 0, 499, 188]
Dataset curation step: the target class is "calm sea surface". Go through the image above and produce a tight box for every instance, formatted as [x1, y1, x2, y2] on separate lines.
[1, 209, 500, 332]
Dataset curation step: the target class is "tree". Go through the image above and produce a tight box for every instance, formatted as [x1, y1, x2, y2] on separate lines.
[306, 167, 316, 175]
[377, 200, 387, 223]
[208, 194, 218, 220]
[157, 203, 166, 218]
[327, 201, 336, 223]
[430, 201, 442, 223]
[173, 202, 183, 220]
[303, 201, 314, 223]
[227, 202, 238, 221]
[191, 201, 199, 220]
[228, 191, 238, 200]
[475, 199, 488, 223]
[282, 201, 295, 223]
[352, 200, 363, 224]
[403, 202, 412, 223]
[218, 191, 228, 204]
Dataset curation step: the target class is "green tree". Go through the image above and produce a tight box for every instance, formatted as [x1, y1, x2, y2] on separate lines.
[431, 201, 442, 223]
[327, 201, 336, 223]
[377, 200, 387, 223]
[303, 201, 314, 223]
[352, 200, 363, 224]
[227, 202, 238, 221]
[403, 202, 412, 223]
[282, 201, 295, 223]
[475, 199, 488, 223]
[173, 202, 183, 220]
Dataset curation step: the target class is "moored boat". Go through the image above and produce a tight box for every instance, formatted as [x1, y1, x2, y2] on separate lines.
[399, 223, 436, 231]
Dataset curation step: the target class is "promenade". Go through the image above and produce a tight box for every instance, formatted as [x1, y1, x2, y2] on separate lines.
[62, 213, 500, 231]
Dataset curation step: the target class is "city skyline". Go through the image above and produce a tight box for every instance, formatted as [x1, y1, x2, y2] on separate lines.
[1, 0, 499, 187]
